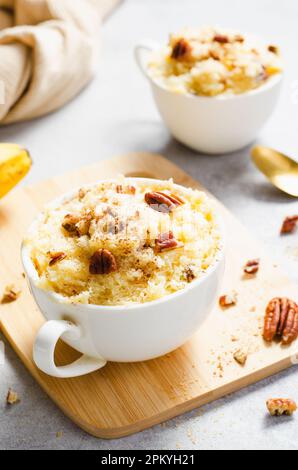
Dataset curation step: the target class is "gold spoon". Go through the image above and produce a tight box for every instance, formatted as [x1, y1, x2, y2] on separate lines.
[251, 145, 298, 197]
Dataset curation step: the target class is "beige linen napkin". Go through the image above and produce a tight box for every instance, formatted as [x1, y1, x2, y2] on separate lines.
[0, 0, 121, 124]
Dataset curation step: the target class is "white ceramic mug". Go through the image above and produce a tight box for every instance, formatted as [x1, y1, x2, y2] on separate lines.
[135, 41, 283, 154]
[22, 178, 225, 378]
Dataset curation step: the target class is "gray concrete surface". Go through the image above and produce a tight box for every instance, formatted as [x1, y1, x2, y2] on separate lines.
[1, 0, 298, 450]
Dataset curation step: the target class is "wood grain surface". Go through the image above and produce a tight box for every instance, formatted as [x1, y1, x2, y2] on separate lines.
[0, 152, 297, 438]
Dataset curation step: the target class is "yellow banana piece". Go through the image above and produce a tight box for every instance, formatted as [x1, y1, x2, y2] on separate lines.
[0, 143, 32, 199]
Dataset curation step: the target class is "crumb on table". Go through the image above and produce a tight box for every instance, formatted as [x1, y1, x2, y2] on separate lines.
[6, 388, 20, 405]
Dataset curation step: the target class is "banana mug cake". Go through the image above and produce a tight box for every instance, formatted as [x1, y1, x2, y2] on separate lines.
[24, 178, 222, 306]
[148, 26, 282, 96]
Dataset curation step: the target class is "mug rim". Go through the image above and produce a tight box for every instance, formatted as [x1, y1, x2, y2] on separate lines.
[21, 177, 225, 312]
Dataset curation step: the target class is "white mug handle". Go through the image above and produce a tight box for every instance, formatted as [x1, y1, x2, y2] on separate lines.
[33, 320, 106, 378]
[134, 40, 159, 79]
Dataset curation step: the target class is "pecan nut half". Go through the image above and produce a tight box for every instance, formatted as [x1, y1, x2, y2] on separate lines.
[89, 249, 117, 275]
[171, 38, 192, 60]
[145, 191, 183, 213]
[266, 398, 297, 416]
[263, 297, 298, 345]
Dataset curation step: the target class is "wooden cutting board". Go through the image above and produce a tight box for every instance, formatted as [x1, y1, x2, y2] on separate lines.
[0, 152, 297, 439]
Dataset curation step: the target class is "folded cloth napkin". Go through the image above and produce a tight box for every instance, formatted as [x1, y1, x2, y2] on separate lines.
[0, 0, 121, 124]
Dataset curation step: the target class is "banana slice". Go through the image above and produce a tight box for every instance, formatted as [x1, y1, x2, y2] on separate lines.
[0, 143, 32, 199]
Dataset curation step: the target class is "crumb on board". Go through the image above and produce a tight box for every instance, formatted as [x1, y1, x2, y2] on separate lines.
[1, 285, 21, 304]
[231, 335, 239, 342]
[214, 356, 224, 378]
[233, 349, 248, 366]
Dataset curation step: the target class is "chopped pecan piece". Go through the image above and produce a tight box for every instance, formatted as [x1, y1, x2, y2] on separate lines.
[6, 388, 20, 405]
[62, 214, 80, 234]
[256, 65, 269, 82]
[127, 185, 136, 195]
[280, 215, 298, 235]
[268, 45, 279, 54]
[234, 34, 244, 43]
[145, 191, 183, 213]
[49, 252, 66, 266]
[76, 214, 92, 236]
[185, 267, 195, 283]
[219, 291, 238, 308]
[155, 231, 182, 252]
[62, 213, 92, 237]
[263, 297, 298, 345]
[89, 249, 117, 275]
[210, 50, 220, 61]
[171, 38, 192, 60]
[266, 398, 297, 416]
[78, 188, 87, 200]
[213, 34, 229, 44]
[244, 258, 260, 275]
[116, 184, 136, 195]
[233, 349, 247, 366]
[1, 285, 21, 304]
